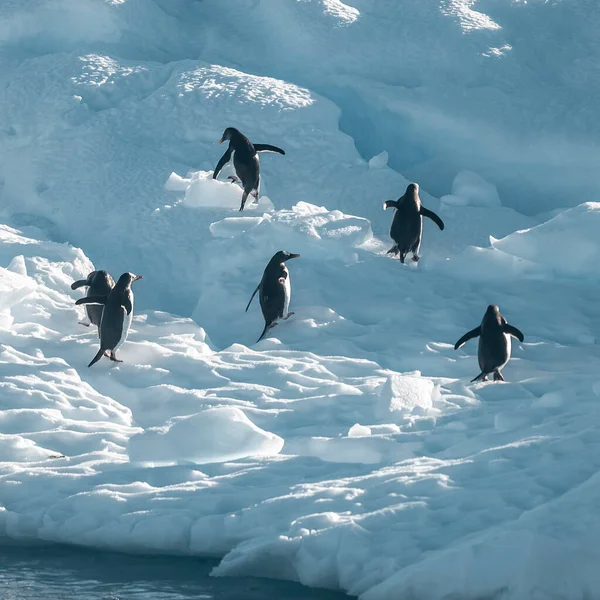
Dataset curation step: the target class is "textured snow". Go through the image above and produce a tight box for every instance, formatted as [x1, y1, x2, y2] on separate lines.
[1, 1, 600, 599]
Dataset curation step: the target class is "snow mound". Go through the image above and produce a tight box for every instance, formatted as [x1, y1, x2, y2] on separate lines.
[376, 374, 438, 421]
[441, 171, 501, 208]
[128, 407, 284, 466]
[491, 202, 600, 277]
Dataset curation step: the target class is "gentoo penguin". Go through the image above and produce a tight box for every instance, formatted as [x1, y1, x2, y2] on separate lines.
[454, 305, 524, 382]
[71, 270, 115, 331]
[383, 183, 444, 263]
[75, 272, 142, 367]
[245, 251, 300, 342]
[213, 127, 285, 212]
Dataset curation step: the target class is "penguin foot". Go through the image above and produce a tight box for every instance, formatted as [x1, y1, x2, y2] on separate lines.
[109, 353, 123, 363]
[78, 320, 91, 327]
[284, 312, 295, 320]
[386, 246, 398, 255]
[227, 175, 241, 184]
[399, 253, 407, 263]
[493, 371, 505, 382]
[412, 254, 421, 262]
[103, 351, 110, 357]
[251, 190, 259, 199]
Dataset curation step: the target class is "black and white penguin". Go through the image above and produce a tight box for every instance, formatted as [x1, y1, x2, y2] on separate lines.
[71, 270, 115, 331]
[75, 272, 142, 367]
[454, 304, 524, 382]
[383, 183, 444, 263]
[245, 251, 300, 343]
[213, 127, 285, 212]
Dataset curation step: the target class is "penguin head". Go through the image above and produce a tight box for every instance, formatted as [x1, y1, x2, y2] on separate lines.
[486, 304, 500, 315]
[116, 272, 143, 288]
[219, 127, 241, 144]
[90, 270, 115, 288]
[272, 250, 300, 264]
[402, 183, 421, 209]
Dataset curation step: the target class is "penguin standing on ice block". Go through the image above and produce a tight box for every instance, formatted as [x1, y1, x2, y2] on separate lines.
[75, 272, 142, 367]
[213, 127, 285, 212]
[71, 270, 115, 331]
[383, 183, 444, 263]
[454, 304, 524, 382]
[246, 251, 300, 343]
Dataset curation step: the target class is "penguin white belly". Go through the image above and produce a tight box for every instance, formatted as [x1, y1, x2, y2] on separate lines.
[283, 272, 291, 319]
[499, 333, 512, 370]
[114, 303, 133, 351]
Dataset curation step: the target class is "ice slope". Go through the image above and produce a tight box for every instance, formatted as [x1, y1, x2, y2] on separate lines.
[2, 197, 600, 600]
[1, 0, 600, 599]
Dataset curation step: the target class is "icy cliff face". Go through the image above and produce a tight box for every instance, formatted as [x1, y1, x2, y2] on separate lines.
[1, 1, 600, 599]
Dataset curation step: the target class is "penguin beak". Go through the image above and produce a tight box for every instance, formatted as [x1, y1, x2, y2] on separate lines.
[134, 275, 143, 281]
[288, 253, 300, 259]
[219, 137, 224, 144]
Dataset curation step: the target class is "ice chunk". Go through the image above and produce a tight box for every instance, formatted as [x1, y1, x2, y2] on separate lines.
[376, 374, 436, 422]
[348, 423, 372, 437]
[368, 151, 388, 169]
[128, 407, 284, 466]
[441, 171, 501, 207]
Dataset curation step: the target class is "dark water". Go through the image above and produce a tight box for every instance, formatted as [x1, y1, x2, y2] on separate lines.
[0, 544, 348, 600]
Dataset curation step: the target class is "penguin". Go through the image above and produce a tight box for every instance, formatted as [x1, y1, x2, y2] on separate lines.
[454, 304, 524, 382]
[213, 127, 285, 212]
[71, 270, 115, 331]
[245, 251, 300, 343]
[75, 272, 142, 367]
[383, 183, 444, 263]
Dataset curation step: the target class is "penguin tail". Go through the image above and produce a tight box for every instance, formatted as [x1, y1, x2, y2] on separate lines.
[88, 348, 106, 368]
[470, 372, 488, 383]
[256, 321, 277, 343]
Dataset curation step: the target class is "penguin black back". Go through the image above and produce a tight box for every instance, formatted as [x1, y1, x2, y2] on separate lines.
[383, 183, 444, 263]
[71, 270, 115, 328]
[213, 127, 285, 212]
[246, 250, 300, 342]
[454, 305, 524, 382]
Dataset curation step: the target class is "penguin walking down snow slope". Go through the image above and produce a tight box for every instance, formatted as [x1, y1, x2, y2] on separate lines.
[383, 183, 445, 263]
[75, 272, 142, 367]
[71, 270, 115, 331]
[454, 304, 524, 382]
[213, 127, 285, 211]
[246, 251, 300, 343]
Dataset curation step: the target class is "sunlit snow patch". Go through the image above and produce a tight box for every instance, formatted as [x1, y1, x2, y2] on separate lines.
[441, 170, 501, 207]
[128, 407, 284, 466]
[166, 171, 274, 212]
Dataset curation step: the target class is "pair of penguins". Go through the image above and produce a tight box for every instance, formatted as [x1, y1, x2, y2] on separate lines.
[71, 271, 142, 367]
[215, 127, 525, 382]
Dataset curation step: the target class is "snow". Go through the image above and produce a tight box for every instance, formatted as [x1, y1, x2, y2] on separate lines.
[1, 1, 600, 599]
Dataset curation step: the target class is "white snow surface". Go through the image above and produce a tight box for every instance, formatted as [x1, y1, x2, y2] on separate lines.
[1, 1, 600, 599]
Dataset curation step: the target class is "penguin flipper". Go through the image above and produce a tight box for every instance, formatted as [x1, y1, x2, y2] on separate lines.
[245, 284, 260, 312]
[122, 297, 133, 316]
[253, 144, 285, 155]
[383, 200, 400, 210]
[503, 324, 524, 342]
[454, 326, 481, 350]
[88, 348, 105, 368]
[420, 207, 445, 230]
[71, 279, 88, 290]
[76, 295, 108, 306]
[213, 147, 233, 180]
